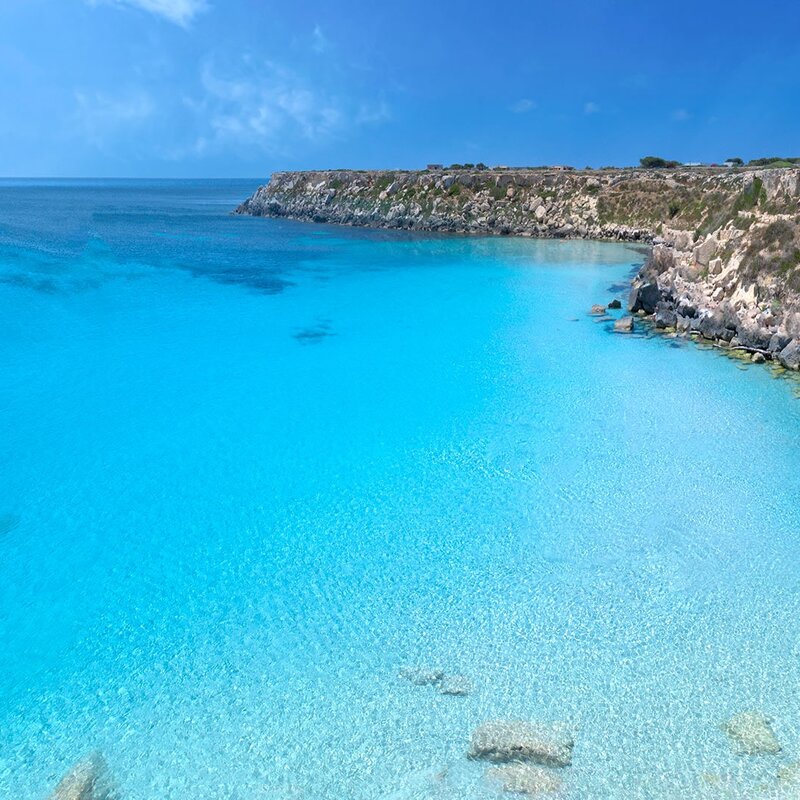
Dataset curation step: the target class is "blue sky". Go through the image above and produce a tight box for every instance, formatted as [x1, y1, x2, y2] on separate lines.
[1, 0, 798, 177]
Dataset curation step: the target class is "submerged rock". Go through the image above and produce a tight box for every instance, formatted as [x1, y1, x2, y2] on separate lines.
[49, 753, 114, 800]
[439, 675, 473, 696]
[614, 316, 634, 333]
[399, 666, 444, 686]
[721, 711, 782, 755]
[777, 761, 800, 786]
[468, 720, 574, 767]
[486, 764, 562, 795]
[590, 304, 606, 315]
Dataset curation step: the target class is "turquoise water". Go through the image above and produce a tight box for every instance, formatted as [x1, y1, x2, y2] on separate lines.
[2, 181, 800, 799]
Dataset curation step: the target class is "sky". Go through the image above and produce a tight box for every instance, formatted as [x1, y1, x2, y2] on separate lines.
[0, 0, 798, 177]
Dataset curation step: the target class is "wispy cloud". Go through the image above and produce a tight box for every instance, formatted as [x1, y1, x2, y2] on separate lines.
[178, 57, 389, 158]
[74, 89, 154, 146]
[672, 108, 690, 122]
[510, 98, 535, 113]
[584, 101, 600, 115]
[311, 25, 330, 54]
[88, 0, 209, 27]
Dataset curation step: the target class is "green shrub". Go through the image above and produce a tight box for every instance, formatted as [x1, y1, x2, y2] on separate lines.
[733, 177, 765, 213]
[640, 156, 681, 169]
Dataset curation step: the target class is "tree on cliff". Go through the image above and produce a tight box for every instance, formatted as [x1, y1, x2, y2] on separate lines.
[640, 156, 681, 168]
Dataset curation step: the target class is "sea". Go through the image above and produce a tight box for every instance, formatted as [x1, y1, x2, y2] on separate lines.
[2, 179, 800, 799]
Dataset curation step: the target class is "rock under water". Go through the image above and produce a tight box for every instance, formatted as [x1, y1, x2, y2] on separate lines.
[486, 763, 562, 795]
[721, 711, 782, 756]
[48, 753, 115, 800]
[468, 720, 574, 767]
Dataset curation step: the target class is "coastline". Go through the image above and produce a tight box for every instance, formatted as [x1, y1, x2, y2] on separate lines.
[238, 166, 800, 371]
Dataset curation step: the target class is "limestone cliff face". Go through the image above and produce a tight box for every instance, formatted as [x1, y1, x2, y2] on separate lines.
[237, 167, 800, 365]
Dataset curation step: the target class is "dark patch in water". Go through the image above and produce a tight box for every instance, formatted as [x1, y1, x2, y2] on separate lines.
[0, 513, 20, 537]
[293, 319, 335, 345]
[0, 273, 62, 294]
[197, 268, 293, 295]
[607, 282, 629, 293]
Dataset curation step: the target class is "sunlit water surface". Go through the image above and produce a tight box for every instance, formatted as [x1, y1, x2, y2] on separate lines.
[2, 180, 800, 800]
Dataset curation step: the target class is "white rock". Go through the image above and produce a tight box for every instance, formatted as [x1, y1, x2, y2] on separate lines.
[694, 236, 718, 266]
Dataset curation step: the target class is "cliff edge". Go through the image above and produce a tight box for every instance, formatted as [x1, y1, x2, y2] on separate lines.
[237, 167, 800, 367]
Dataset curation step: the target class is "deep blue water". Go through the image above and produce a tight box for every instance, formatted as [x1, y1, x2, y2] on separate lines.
[2, 180, 800, 799]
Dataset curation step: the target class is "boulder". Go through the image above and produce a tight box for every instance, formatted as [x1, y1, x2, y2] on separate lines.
[614, 316, 634, 333]
[654, 302, 677, 329]
[708, 257, 723, 276]
[486, 764, 562, 795]
[769, 332, 792, 353]
[590, 304, 606, 315]
[697, 310, 736, 342]
[735, 325, 772, 351]
[48, 753, 114, 800]
[778, 340, 800, 370]
[694, 236, 718, 266]
[607, 299, 622, 309]
[628, 281, 660, 314]
[721, 711, 781, 756]
[399, 666, 444, 686]
[675, 297, 698, 318]
[468, 720, 574, 767]
[439, 675, 472, 696]
[752, 352, 766, 364]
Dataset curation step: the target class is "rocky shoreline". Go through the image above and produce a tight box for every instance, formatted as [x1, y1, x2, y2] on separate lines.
[237, 166, 800, 371]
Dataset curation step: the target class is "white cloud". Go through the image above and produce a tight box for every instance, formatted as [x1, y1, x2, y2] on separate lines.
[584, 101, 600, 115]
[672, 108, 690, 122]
[88, 0, 209, 27]
[182, 58, 389, 157]
[74, 89, 154, 146]
[311, 25, 330, 54]
[510, 98, 535, 113]
[355, 101, 391, 125]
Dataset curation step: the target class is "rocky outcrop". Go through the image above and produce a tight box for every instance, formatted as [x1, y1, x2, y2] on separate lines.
[48, 753, 115, 800]
[467, 720, 574, 767]
[238, 167, 800, 359]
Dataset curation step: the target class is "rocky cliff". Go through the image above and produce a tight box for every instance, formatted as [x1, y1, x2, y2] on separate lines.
[237, 167, 800, 368]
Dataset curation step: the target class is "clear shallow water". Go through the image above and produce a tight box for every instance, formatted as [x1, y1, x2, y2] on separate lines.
[2, 181, 800, 799]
